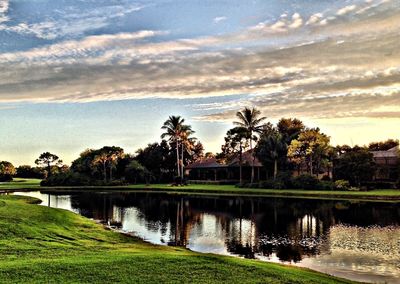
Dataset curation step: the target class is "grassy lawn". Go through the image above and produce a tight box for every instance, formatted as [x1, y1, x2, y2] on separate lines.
[0, 178, 41, 190]
[1, 178, 399, 201]
[0, 195, 354, 283]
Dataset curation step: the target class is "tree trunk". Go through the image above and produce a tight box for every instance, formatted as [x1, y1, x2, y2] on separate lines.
[103, 162, 107, 182]
[47, 162, 51, 178]
[250, 137, 254, 184]
[176, 139, 180, 178]
[239, 145, 243, 185]
[274, 159, 278, 180]
[181, 142, 184, 180]
[310, 157, 313, 176]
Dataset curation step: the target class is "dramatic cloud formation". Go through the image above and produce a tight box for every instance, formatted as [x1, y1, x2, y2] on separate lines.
[0, 0, 399, 163]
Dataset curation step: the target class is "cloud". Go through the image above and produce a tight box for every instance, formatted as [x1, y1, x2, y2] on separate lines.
[0, 3, 143, 40]
[0, 0, 399, 124]
[0, 0, 8, 23]
[213, 16, 227, 24]
[337, 5, 357, 16]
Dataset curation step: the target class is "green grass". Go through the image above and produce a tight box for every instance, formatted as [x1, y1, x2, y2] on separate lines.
[0, 195, 354, 283]
[0, 178, 41, 190]
[1, 178, 399, 201]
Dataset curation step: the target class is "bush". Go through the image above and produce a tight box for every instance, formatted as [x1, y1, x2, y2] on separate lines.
[316, 180, 335, 191]
[41, 172, 91, 186]
[362, 181, 397, 190]
[321, 175, 331, 181]
[0, 174, 13, 182]
[334, 180, 351, 191]
[292, 174, 319, 190]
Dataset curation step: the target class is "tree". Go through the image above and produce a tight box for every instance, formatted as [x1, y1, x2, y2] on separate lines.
[287, 129, 330, 176]
[368, 139, 399, 151]
[179, 127, 196, 179]
[0, 161, 16, 181]
[135, 140, 175, 182]
[16, 165, 46, 179]
[161, 116, 186, 178]
[35, 152, 62, 178]
[92, 152, 108, 182]
[71, 146, 124, 183]
[256, 131, 286, 180]
[125, 160, 150, 184]
[334, 147, 376, 186]
[221, 127, 250, 185]
[277, 118, 305, 144]
[234, 107, 266, 183]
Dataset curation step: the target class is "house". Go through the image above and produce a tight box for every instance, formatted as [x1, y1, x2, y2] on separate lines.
[371, 146, 399, 181]
[185, 150, 267, 183]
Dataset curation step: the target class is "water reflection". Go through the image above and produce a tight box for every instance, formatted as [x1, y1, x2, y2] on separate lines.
[13, 191, 400, 283]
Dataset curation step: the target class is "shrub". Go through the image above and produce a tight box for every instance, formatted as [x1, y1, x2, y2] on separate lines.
[362, 181, 397, 190]
[348, 186, 360, 191]
[321, 175, 331, 181]
[259, 180, 284, 189]
[41, 172, 91, 186]
[334, 179, 351, 191]
[316, 180, 335, 191]
[292, 174, 319, 190]
[0, 174, 13, 182]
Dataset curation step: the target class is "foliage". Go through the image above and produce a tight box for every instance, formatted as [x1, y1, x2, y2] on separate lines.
[16, 165, 46, 179]
[287, 128, 331, 176]
[161, 115, 194, 180]
[277, 118, 305, 144]
[234, 107, 267, 183]
[256, 131, 286, 180]
[71, 146, 125, 182]
[35, 152, 63, 178]
[292, 174, 320, 190]
[334, 180, 351, 191]
[125, 160, 150, 184]
[41, 171, 92, 186]
[135, 140, 175, 183]
[333, 147, 375, 186]
[368, 139, 399, 151]
[0, 161, 16, 182]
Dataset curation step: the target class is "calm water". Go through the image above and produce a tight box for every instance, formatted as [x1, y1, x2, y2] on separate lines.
[13, 191, 400, 283]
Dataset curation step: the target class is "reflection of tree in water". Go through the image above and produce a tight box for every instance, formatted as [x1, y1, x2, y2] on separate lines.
[64, 192, 399, 262]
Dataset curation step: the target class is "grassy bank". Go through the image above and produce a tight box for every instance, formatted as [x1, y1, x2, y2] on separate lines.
[1, 178, 399, 201]
[0, 195, 353, 283]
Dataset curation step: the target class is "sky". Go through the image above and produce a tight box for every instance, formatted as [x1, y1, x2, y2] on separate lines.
[0, 0, 399, 166]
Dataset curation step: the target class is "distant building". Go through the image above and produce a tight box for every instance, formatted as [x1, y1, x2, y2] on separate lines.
[371, 146, 399, 181]
[185, 150, 266, 183]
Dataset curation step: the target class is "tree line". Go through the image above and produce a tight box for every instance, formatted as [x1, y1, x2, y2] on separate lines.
[0, 107, 399, 189]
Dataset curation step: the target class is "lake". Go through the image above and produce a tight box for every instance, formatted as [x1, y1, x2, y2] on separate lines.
[13, 191, 400, 283]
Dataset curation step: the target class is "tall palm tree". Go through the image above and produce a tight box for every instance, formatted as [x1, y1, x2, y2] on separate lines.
[234, 107, 266, 183]
[161, 115, 185, 177]
[261, 132, 286, 180]
[180, 128, 196, 179]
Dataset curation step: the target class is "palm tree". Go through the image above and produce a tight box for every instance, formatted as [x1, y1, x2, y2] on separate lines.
[234, 107, 266, 183]
[161, 115, 186, 178]
[180, 128, 196, 179]
[260, 133, 286, 180]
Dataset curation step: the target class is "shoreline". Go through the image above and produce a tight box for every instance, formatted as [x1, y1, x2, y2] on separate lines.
[2, 179, 399, 202]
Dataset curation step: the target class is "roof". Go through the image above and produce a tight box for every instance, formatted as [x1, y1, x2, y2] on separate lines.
[186, 150, 263, 169]
[371, 146, 399, 158]
[228, 150, 263, 167]
[185, 158, 225, 169]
